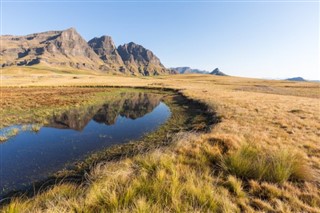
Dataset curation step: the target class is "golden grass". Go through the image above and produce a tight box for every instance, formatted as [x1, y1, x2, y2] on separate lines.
[222, 144, 312, 183]
[1, 68, 319, 212]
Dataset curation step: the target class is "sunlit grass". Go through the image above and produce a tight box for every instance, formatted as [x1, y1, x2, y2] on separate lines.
[1, 73, 319, 212]
[222, 144, 312, 184]
[6, 128, 19, 137]
[31, 124, 41, 133]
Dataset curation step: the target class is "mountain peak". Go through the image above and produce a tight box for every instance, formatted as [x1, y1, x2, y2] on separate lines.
[88, 35, 124, 71]
[117, 43, 167, 75]
[210, 68, 227, 76]
[64, 27, 77, 32]
[101, 35, 112, 40]
[60, 27, 79, 37]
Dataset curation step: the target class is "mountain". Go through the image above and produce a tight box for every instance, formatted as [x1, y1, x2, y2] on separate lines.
[171, 67, 208, 74]
[0, 28, 103, 70]
[0, 28, 174, 76]
[88, 36, 126, 72]
[286, 77, 306, 82]
[210, 68, 227, 76]
[171, 67, 228, 76]
[117, 42, 172, 76]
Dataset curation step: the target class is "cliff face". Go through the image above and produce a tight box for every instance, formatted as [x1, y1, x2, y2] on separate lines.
[88, 36, 126, 72]
[117, 42, 168, 76]
[0, 28, 175, 76]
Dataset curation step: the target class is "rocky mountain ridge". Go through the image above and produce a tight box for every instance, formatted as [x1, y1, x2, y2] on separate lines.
[171, 67, 208, 74]
[0, 28, 174, 76]
[171, 67, 227, 76]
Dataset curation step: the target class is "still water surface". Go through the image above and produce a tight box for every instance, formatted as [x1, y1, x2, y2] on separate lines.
[0, 92, 171, 196]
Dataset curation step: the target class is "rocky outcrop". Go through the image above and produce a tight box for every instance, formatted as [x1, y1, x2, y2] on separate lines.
[88, 36, 126, 72]
[117, 42, 169, 76]
[1, 28, 175, 76]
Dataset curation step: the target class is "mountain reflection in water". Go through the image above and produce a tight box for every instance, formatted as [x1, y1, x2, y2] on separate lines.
[48, 92, 162, 131]
[0, 92, 171, 196]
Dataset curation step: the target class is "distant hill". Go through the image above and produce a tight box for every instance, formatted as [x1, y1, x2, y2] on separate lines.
[210, 68, 227, 76]
[171, 67, 208, 74]
[286, 77, 306, 82]
[0, 28, 175, 76]
[171, 67, 228, 76]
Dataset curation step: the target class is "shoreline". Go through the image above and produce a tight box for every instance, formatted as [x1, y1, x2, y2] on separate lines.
[0, 86, 219, 205]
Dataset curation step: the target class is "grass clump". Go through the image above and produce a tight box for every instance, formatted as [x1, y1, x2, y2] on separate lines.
[0, 136, 8, 142]
[222, 144, 312, 184]
[7, 128, 19, 137]
[31, 124, 41, 133]
[224, 175, 246, 198]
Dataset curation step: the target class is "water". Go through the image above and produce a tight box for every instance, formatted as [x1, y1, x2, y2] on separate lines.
[0, 92, 171, 196]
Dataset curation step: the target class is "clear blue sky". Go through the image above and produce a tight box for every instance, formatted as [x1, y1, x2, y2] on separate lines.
[1, 1, 319, 79]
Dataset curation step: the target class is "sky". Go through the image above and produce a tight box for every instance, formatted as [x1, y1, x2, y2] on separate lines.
[1, 0, 319, 80]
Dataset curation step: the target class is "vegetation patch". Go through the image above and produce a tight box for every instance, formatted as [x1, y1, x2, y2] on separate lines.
[1, 75, 319, 212]
[222, 144, 312, 184]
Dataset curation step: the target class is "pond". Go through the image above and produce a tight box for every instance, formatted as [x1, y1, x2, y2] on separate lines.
[0, 91, 171, 196]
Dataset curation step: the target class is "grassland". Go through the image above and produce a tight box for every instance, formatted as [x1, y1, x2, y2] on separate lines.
[1, 67, 320, 212]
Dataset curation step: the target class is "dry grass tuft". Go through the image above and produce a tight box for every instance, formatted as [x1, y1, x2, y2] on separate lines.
[222, 144, 312, 183]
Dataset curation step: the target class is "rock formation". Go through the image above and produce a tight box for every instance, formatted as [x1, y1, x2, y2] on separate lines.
[117, 42, 169, 76]
[0, 28, 174, 76]
[88, 36, 126, 72]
